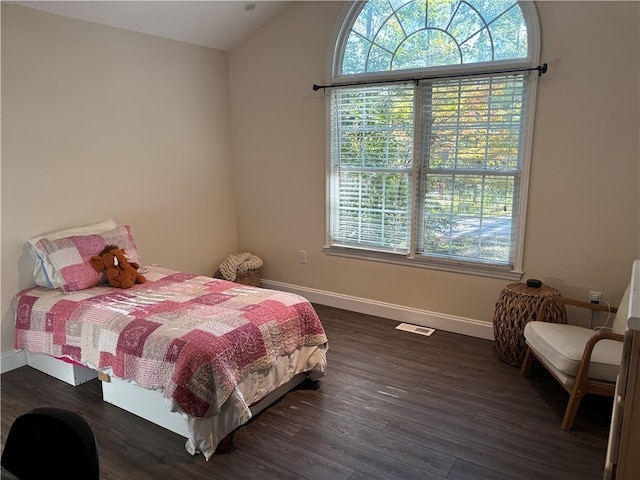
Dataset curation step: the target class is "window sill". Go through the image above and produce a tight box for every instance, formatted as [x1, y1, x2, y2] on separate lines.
[322, 246, 523, 281]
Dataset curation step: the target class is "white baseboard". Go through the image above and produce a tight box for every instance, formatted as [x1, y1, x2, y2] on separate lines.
[261, 279, 495, 341]
[1, 350, 27, 374]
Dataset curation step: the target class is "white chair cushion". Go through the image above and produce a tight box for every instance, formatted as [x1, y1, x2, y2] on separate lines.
[523, 322, 622, 383]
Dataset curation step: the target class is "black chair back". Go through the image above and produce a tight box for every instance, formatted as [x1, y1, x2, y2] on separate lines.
[1, 407, 99, 480]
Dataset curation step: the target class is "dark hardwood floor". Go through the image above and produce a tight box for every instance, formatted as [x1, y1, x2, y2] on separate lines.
[1, 304, 612, 479]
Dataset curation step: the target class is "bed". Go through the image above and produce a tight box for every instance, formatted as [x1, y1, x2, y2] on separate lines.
[13, 220, 328, 459]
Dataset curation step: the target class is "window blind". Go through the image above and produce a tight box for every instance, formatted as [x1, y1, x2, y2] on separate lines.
[330, 85, 415, 252]
[416, 74, 527, 264]
[329, 74, 528, 266]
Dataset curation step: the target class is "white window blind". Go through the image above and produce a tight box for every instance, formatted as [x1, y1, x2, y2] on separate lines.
[416, 74, 527, 265]
[329, 74, 528, 267]
[330, 85, 415, 252]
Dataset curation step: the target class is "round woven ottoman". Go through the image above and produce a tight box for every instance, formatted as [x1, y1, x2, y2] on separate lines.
[493, 282, 567, 367]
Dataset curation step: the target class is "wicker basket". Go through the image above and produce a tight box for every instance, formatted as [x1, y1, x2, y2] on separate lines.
[493, 282, 567, 367]
[234, 268, 261, 287]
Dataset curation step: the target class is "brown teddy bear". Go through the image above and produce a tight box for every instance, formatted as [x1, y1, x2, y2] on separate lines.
[90, 245, 146, 289]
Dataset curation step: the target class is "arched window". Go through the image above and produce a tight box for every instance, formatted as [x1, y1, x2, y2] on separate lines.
[323, 0, 542, 279]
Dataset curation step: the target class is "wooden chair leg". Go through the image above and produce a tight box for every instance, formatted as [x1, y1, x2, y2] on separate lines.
[520, 347, 535, 377]
[561, 385, 585, 430]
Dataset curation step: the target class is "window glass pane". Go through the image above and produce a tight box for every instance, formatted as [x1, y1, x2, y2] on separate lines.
[343, 33, 370, 75]
[448, 2, 487, 48]
[427, 0, 460, 30]
[340, 0, 528, 75]
[333, 87, 414, 169]
[395, 1, 426, 36]
[367, 45, 394, 72]
[335, 171, 410, 249]
[422, 174, 514, 263]
[424, 75, 526, 172]
[351, 0, 391, 39]
[467, 0, 519, 24]
[376, 16, 405, 53]
[395, 30, 460, 69]
[460, 29, 493, 63]
[417, 75, 525, 264]
[331, 85, 414, 251]
[492, 5, 528, 60]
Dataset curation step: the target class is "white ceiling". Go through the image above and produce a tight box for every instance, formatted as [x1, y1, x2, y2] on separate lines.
[10, 1, 292, 52]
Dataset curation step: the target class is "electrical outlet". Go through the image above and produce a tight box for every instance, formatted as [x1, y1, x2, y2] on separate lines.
[298, 250, 307, 264]
[589, 291, 602, 304]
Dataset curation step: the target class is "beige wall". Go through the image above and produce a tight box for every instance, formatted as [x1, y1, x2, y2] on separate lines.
[1, 5, 238, 352]
[229, 2, 639, 322]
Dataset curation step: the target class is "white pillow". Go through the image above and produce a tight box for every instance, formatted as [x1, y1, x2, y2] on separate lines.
[27, 218, 117, 288]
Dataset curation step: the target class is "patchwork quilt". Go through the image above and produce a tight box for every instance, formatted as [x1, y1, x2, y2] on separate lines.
[14, 267, 328, 418]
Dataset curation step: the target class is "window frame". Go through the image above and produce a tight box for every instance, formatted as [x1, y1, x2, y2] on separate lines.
[323, 1, 542, 280]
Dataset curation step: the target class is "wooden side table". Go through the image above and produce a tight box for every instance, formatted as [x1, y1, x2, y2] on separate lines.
[493, 282, 567, 367]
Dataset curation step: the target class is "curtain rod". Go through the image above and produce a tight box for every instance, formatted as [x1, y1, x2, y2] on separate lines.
[312, 63, 547, 91]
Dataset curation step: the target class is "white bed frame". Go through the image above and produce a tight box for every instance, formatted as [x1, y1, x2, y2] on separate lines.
[26, 351, 306, 440]
[99, 370, 306, 438]
[26, 351, 97, 386]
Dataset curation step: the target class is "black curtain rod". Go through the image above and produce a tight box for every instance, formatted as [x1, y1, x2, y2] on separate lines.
[312, 63, 547, 91]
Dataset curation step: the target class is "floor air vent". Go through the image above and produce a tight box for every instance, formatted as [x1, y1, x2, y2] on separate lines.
[395, 323, 435, 337]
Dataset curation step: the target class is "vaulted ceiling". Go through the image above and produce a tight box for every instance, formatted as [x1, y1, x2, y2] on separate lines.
[9, 1, 292, 51]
